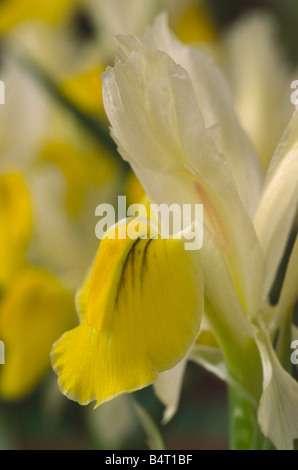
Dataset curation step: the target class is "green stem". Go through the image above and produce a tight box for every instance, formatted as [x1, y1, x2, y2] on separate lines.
[229, 386, 259, 450]
[203, 300, 271, 449]
[228, 386, 275, 450]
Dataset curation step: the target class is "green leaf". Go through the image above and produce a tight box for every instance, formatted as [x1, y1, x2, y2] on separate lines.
[133, 401, 165, 451]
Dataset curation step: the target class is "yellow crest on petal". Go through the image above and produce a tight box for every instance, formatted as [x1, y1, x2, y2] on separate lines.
[52, 220, 204, 407]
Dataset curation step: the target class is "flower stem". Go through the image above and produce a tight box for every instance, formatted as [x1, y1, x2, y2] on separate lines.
[228, 386, 275, 450]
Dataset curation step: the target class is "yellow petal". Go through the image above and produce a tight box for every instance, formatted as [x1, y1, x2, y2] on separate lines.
[52, 221, 204, 407]
[0, 173, 32, 287]
[0, 268, 76, 400]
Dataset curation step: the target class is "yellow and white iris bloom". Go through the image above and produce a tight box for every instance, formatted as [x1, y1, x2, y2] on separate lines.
[52, 14, 298, 449]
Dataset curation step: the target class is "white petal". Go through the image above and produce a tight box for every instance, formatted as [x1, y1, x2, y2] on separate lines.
[224, 12, 294, 170]
[102, 39, 264, 316]
[154, 358, 188, 424]
[255, 326, 298, 450]
[254, 111, 298, 302]
[198, 224, 255, 352]
[271, 234, 298, 331]
[141, 13, 263, 216]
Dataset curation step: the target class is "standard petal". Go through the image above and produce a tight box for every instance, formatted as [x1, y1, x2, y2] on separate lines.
[103, 38, 264, 317]
[141, 13, 263, 215]
[255, 327, 298, 450]
[271, 233, 298, 331]
[224, 12, 293, 170]
[254, 111, 298, 302]
[197, 224, 264, 404]
[52, 221, 204, 407]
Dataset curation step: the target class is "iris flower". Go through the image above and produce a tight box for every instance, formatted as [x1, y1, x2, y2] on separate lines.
[52, 14, 298, 450]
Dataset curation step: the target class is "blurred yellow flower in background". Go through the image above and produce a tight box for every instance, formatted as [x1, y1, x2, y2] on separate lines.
[0, 268, 75, 399]
[61, 66, 106, 116]
[168, 0, 217, 44]
[0, 0, 76, 31]
[0, 173, 77, 401]
[0, 173, 32, 288]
